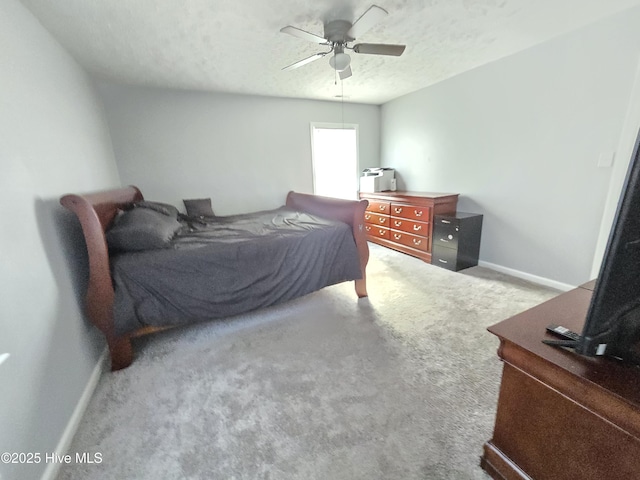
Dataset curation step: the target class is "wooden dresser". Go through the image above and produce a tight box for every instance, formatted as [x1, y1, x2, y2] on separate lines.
[359, 191, 459, 263]
[481, 282, 640, 480]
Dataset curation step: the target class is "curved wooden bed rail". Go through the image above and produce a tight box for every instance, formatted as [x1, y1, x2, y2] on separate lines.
[60, 186, 368, 371]
[60, 186, 143, 371]
[285, 191, 369, 298]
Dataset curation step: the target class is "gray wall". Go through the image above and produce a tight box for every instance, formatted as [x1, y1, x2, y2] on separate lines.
[0, 2, 121, 479]
[381, 7, 640, 287]
[96, 84, 381, 215]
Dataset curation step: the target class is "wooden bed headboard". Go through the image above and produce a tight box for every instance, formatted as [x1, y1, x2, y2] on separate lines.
[60, 186, 143, 370]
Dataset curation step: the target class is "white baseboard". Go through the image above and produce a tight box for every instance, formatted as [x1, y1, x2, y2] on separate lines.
[41, 348, 107, 480]
[478, 260, 576, 292]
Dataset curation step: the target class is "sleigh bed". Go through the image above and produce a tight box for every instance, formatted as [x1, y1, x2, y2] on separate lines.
[61, 186, 369, 371]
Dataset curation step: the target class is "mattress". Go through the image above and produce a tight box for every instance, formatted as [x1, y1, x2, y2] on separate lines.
[110, 207, 362, 335]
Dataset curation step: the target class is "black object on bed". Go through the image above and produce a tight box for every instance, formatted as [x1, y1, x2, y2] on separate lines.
[110, 207, 362, 335]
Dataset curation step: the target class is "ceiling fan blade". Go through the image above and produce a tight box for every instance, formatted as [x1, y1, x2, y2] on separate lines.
[348, 5, 388, 39]
[353, 43, 406, 56]
[280, 26, 327, 44]
[282, 52, 327, 71]
[339, 65, 352, 80]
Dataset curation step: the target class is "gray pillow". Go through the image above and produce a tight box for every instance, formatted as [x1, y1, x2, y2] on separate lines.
[183, 198, 215, 218]
[133, 200, 179, 219]
[106, 207, 182, 252]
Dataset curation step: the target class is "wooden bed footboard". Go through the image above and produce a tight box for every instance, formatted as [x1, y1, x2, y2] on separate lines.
[286, 191, 369, 298]
[60, 186, 368, 371]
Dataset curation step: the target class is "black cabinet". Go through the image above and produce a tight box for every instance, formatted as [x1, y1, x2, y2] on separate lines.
[432, 212, 483, 271]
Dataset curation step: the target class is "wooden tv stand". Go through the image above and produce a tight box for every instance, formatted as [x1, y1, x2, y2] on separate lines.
[481, 281, 640, 480]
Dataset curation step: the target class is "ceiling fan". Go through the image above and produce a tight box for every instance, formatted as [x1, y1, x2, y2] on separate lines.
[280, 5, 406, 80]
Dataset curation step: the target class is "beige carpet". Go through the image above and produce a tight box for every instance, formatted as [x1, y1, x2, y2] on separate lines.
[56, 244, 559, 480]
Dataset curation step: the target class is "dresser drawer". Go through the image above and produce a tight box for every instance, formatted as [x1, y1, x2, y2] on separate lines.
[389, 217, 429, 236]
[391, 203, 431, 222]
[365, 225, 389, 239]
[389, 229, 428, 252]
[364, 211, 389, 227]
[366, 200, 390, 215]
[432, 245, 458, 271]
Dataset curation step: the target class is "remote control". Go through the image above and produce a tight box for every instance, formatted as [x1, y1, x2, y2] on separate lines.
[546, 324, 581, 342]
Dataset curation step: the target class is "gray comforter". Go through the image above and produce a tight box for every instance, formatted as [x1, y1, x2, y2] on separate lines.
[111, 207, 362, 335]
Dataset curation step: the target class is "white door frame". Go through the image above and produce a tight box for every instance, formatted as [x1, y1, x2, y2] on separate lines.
[591, 54, 640, 278]
[309, 122, 360, 197]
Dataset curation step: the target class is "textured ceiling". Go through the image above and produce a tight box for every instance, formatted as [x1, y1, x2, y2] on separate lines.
[19, 0, 640, 104]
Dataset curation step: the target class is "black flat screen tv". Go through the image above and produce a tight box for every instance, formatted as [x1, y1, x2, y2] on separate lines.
[574, 128, 640, 366]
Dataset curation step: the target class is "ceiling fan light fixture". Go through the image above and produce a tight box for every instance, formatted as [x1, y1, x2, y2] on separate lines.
[329, 52, 351, 72]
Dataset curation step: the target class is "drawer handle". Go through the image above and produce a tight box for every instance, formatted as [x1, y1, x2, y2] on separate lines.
[379, 229, 386, 236]
[394, 220, 402, 227]
[441, 219, 451, 224]
[438, 259, 448, 264]
[414, 209, 423, 217]
[413, 239, 422, 246]
[413, 225, 422, 231]
[440, 238, 449, 243]
[379, 217, 386, 224]
[394, 207, 403, 213]
[365, 214, 371, 220]
[394, 233, 402, 240]
[379, 205, 386, 211]
[365, 225, 371, 232]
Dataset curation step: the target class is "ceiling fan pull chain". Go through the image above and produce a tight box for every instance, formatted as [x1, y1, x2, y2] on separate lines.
[341, 80, 345, 128]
